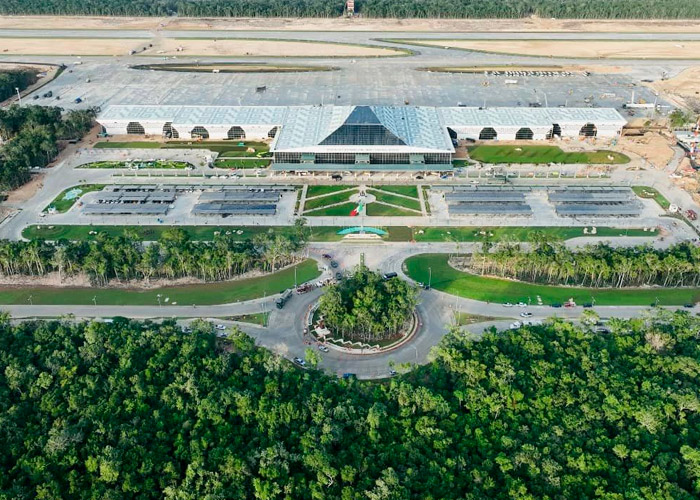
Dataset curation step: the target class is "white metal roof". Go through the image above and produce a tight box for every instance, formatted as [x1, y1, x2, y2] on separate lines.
[439, 107, 626, 127]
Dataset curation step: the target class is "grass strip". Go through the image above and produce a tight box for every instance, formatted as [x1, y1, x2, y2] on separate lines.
[404, 254, 699, 306]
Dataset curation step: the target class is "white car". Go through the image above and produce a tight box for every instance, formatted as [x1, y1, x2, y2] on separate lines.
[215, 324, 226, 330]
[503, 302, 514, 307]
[509, 321, 522, 330]
[318, 345, 329, 353]
[520, 312, 533, 318]
[517, 302, 527, 308]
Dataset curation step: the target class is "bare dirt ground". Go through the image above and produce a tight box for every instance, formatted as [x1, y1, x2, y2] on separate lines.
[1, 16, 700, 33]
[5, 173, 45, 205]
[425, 64, 631, 74]
[646, 67, 700, 112]
[400, 40, 700, 59]
[617, 134, 675, 168]
[149, 38, 399, 57]
[0, 36, 400, 57]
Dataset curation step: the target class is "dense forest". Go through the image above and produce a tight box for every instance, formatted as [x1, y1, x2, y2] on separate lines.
[0, 69, 38, 103]
[0, 224, 309, 284]
[0, 0, 697, 18]
[0, 105, 95, 190]
[1, 312, 699, 498]
[464, 235, 700, 288]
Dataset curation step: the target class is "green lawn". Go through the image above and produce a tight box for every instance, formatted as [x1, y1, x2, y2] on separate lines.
[23, 225, 348, 242]
[305, 185, 352, 198]
[22, 224, 656, 243]
[468, 145, 630, 165]
[214, 158, 271, 169]
[412, 226, 654, 242]
[222, 312, 270, 327]
[93, 142, 162, 149]
[372, 186, 419, 198]
[79, 160, 191, 169]
[632, 186, 670, 209]
[44, 184, 104, 213]
[0, 259, 320, 306]
[94, 140, 269, 157]
[365, 203, 417, 216]
[304, 203, 359, 217]
[303, 190, 356, 211]
[368, 190, 422, 211]
[404, 254, 700, 306]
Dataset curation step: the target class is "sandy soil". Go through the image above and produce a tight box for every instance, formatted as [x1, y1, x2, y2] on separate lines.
[2, 16, 700, 33]
[425, 64, 631, 74]
[404, 40, 700, 59]
[617, 133, 675, 168]
[5, 173, 45, 204]
[647, 67, 700, 111]
[0, 36, 400, 57]
[150, 38, 399, 57]
[136, 63, 335, 72]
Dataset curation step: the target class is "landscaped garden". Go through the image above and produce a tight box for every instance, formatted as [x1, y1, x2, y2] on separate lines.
[0, 259, 320, 306]
[23, 224, 655, 243]
[214, 158, 270, 169]
[316, 267, 418, 345]
[44, 184, 104, 213]
[302, 185, 423, 216]
[404, 252, 700, 306]
[78, 160, 192, 169]
[468, 145, 630, 164]
[94, 140, 269, 158]
[632, 185, 671, 209]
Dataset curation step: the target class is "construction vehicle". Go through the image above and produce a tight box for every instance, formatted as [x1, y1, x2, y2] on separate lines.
[275, 289, 293, 309]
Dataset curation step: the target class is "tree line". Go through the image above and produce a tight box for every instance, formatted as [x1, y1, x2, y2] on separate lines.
[0, 0, 698, 18]
[0, 224, 309, 285]
[1, 311, 699, 498]
[0, 105, 95, 190]
[317, 267, 418, 343]
[464, 234, 700, 288]
[0, 69, 37, 103]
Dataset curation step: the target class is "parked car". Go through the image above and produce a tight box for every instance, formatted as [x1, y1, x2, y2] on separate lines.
[520, 312, 533, 318]
[335, 271, 343, 280]
[318, 345, 329, 353]
[551, 303, 562, 308]
[322, 253, 332, 259]
[330, 260, 339, 268]
[517, 302, 527, 308]
[293, 357, 306, 366]
[509, 321, 522, 329]
[215, 324, 226, 330]
[503, 302, 514, 307]
[382, 272, 398, 280]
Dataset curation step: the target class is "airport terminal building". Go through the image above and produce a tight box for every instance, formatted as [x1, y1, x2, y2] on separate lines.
[98, 105, 626, 171]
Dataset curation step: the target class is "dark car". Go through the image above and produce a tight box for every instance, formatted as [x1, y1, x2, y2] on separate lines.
[684, 303, 695, 308]
[342, 373, 355, 379]
[551, 303, 562, 308]
[582, 303, 593, 308]
[322, 253, 332, 260]
[330, 260, 339, 268]
[331, 174, 342, 181]
[335, 272, 343, 280]
[382, 272, 398, 280]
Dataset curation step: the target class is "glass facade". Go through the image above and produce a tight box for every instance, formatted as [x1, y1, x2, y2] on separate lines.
[273, 152, 451, 165]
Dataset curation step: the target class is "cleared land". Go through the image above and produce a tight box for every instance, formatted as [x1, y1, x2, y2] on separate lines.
[2, 16, 700, 33]
[0, 37, 404, 57]
[404, 254, 700, 306]
[132, 63, 338, 73]
[23, 224, 655, 242]
[468, 145, 630, 164]
[0, 259, 320, 306]
[393, 39, 700, 59]
[647, 66, 700, 110]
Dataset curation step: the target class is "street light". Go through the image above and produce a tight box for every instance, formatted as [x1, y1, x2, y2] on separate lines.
[428, 267, 432, 289]
[28, 295, 33, 306]
[157, 294, 162, 307]
[15, 87, 21, 106]
[92, 296, 97, 306]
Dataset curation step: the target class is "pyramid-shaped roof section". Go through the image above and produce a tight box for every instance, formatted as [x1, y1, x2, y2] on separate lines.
[273, 105, 454, 153]
[319, 106, 407, 146]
